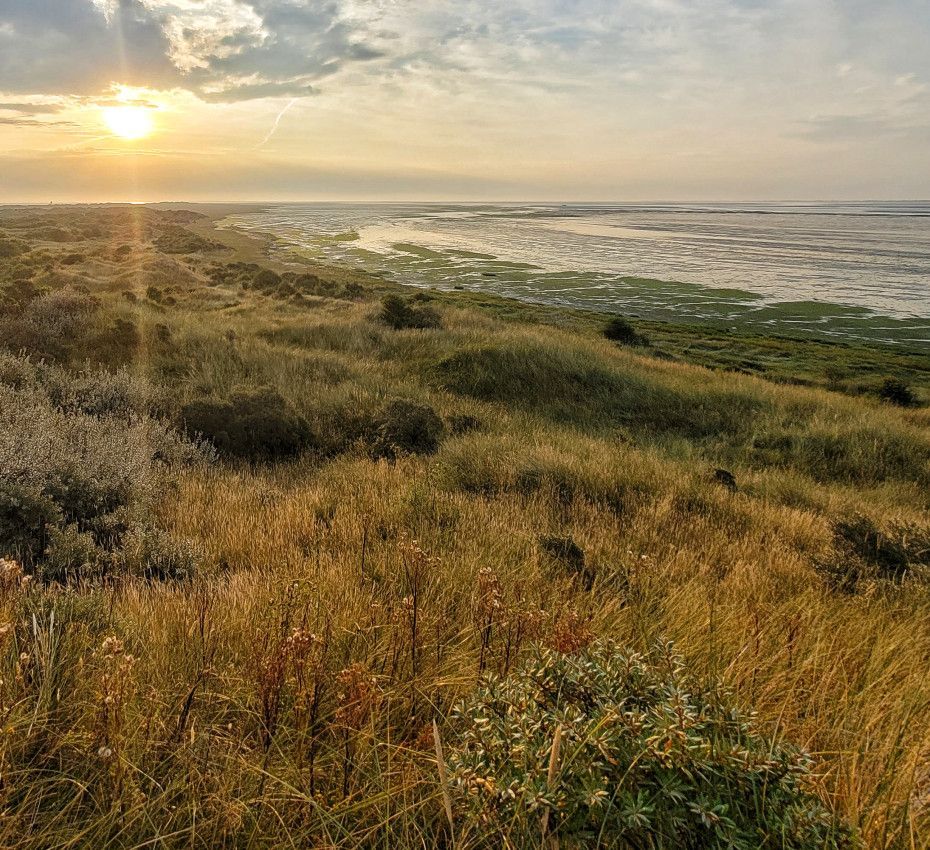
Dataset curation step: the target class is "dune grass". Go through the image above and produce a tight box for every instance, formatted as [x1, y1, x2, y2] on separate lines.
[0, 206, 929, 847]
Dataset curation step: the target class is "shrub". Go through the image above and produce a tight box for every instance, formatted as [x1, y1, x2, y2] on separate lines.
[0, 363, 204, 577]
[877, 377, 917, 408]
[446, 641, 854, 849]
[252, 269, 282, 291]
[153, 225, 225, 254]
[0, 235, 28, 259]
[447, 413, 483, 435]
[181, 386, 312, 462]
[604, 315, 647, 346]
[818, 514, 930, 591]
[370, 400, 444, 459]
[0, 287, 100, 362]
[539, 534, 594, 589]
[378, 294, 441, 330]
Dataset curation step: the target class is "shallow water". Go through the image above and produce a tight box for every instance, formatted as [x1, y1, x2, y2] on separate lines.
[221, 202, 930, 348]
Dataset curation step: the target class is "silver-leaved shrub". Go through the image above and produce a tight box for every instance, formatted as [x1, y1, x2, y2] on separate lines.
[446, 640, 856, 849]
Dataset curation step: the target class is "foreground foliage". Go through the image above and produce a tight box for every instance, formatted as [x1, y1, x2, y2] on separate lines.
[448, 641, 856, 849]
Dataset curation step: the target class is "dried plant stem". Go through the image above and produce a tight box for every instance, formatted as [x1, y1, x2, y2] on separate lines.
[541, 724, 563, 848]
[433, 720, 455, 846]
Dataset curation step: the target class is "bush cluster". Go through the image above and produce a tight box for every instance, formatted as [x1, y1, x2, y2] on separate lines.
[818, 513, 930, 591]
[370, 400, 444, 459]
[877, 377, 917, 408]
[1, 286, 145, 366]
[603, 315, 648, 346]
[378, 294, 441, 330]
[181, 386, 312, 462]
[446, 640, 855, 849]
[0, 355, 205, 580]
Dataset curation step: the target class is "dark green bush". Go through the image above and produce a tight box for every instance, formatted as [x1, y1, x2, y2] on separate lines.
[0, 235, 28, 259]
[818, 514, 930, 591]
[371, 400, 444, 459]
[539, 534, 594, 589]
[181, 386, 312, 462]
[877, 377, 917, 408]
[153, 225, 224, 254]
[0, 287, 100, 363]
[379, 294, 442, 330]
[604, 315, 647, 346]
[447, 413, 483, 435]
[252, 269, 282, 291]
[447, 641, 855, 849]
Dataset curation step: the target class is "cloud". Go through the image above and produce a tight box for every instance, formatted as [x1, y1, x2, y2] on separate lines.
[0, 101, 65, 114]
[0, 0, 178, 95]
[0, 0, 388, 102]
[0, 115, 75, 126]
[796, 112, 930, 145]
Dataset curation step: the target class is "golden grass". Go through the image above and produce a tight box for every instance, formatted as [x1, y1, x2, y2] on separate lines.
[2, 209, 930, 847]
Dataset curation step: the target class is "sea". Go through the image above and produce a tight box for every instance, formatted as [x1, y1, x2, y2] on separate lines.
[220, 202, 930, 347]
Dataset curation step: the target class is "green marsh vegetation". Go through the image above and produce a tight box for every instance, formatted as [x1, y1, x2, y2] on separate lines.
[0, 205, 928, 847]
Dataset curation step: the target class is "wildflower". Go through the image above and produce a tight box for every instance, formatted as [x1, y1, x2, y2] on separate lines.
[101, 635, 124, 656]
[335, 663, 380, 729]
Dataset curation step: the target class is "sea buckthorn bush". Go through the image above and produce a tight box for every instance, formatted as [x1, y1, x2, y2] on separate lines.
[446, 640, 856, 849]
[0, 356, 205, 578]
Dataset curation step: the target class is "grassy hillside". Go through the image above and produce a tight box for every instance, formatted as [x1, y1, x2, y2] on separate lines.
[1, 205, 928, 848]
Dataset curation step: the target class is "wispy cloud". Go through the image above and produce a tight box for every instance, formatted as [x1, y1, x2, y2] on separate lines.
[1, 0, 929, 199]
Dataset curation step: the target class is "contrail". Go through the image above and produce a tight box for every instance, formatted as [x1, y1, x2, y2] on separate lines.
[256, 99, 297, 148]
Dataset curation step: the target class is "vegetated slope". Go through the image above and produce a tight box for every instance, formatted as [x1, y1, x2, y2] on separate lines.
[0, 206, 928, 848]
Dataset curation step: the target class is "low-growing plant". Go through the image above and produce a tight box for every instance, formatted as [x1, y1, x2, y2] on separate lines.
[0, 360, 205, 577]
[379, 294, 442, 330]
[371, 400, 444, 459]
[877, 377, 917, 408]
[446, 640, 856, 849]
[603, 315, 647, 346]
[181, 386, 312, 462]
[818, 513, 930, 591]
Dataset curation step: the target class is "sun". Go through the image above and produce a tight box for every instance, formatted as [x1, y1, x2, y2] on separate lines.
[102, 105, 154, 140]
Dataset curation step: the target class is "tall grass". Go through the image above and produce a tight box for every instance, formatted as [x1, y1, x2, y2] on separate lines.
[1, 208, 929, 847]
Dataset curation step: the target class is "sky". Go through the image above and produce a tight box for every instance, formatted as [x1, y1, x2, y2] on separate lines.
[0, 0, 928, 202]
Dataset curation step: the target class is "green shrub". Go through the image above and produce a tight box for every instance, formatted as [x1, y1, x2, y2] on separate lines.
[603, 315, 647, 346]
[447, 413, 483, 435]
[371, 400, 444, 459]
[0, 287, 99, 362]
[0, 362, 204, 576]
[446, 641, 855, 849]
[0, 235, 28, 259]
[539, 534, 594, 589]
[153, 225, 224, 254]
[818, 514, 930, 591]
[877, 377, 917, 408]
[379, 294, 442, 330]
[252, 269, 282, 291]
[181, 386, 312, 462]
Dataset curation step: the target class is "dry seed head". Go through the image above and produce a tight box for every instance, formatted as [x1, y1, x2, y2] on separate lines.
[101, 636, 124, 656]
[336, 663, 380, 729]
[546, 610, 594, 655]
